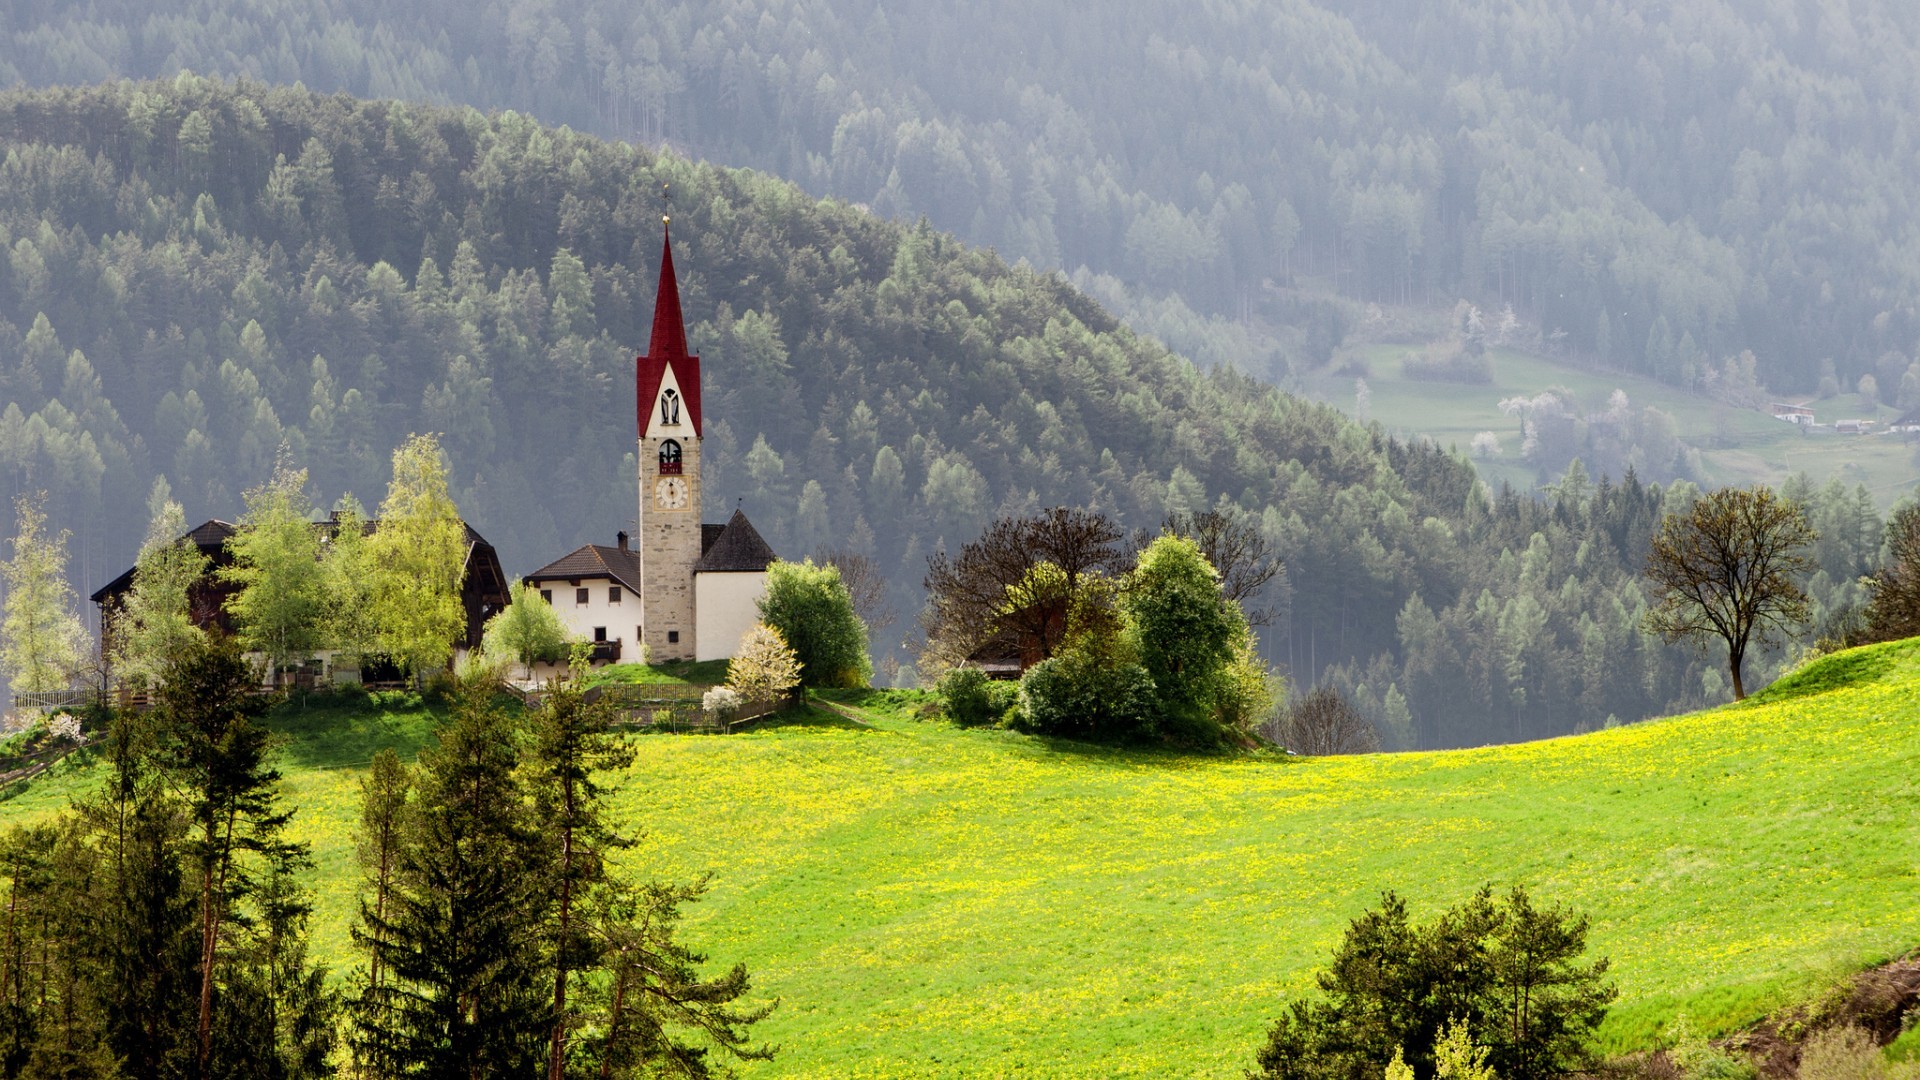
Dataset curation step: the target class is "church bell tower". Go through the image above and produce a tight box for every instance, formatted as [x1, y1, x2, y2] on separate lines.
[635, 221, 703, 661]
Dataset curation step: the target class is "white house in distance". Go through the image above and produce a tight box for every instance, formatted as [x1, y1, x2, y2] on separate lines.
[520, 222, 779, 667]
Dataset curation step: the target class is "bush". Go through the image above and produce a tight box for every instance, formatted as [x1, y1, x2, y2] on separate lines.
[701, 686, 742, 722]
[1017, 653, 1157, 740]
[1270, 686, 1380, 755]
[937, 666, 997, 727]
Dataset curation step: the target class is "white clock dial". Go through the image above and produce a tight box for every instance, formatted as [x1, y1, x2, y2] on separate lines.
[654, 476, 690, 511]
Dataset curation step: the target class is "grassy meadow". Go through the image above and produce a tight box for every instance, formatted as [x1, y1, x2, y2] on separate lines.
[1300, 345, 1920, 507]
[4, 643, 1919, 1076]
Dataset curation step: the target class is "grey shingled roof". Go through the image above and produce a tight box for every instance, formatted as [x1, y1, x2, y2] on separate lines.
[523, 544, 644, 595]
[694, 510, 777, 573]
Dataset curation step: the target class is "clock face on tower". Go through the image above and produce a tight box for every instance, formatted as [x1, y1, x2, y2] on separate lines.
[653, 475, 690, 511]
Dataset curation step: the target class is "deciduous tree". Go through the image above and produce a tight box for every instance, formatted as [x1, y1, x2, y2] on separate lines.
[0, 493, 88, 698]
[923, 508, 1124, 667]
[1643, 486, 1815, 699]
[758, 560, 870, 688]
[221, 458, 325, 680]
[726, 624, 802, 706]
[481, 582, 573, 681]
[109, 499, 210, 690]
[367, 434, 468, 679]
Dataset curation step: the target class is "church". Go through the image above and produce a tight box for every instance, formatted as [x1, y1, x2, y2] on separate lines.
[521, 223, 777, 665]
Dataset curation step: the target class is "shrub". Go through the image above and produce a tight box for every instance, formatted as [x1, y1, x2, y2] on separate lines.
[937, 666, 997, 727]
[985, 679, 1023, 727]
[1018, 653, 1156, 740]
[1270, 686, 1380, 755]
[1404, 346, 1493, 384]
[701, 686, 742, 722]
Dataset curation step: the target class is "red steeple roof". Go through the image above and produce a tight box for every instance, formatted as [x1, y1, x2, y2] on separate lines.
[636, 223, 702, 436]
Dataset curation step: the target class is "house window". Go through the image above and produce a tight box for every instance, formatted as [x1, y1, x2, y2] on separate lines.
[594, 627, 608, 643]
[575, 588, 590, 605]
[667, 630, 680, 643]
[661, 388, 681, 426]
[539, 589, 552, 604]
[658, 439, 682, 475]
[609, 586, 622, 603]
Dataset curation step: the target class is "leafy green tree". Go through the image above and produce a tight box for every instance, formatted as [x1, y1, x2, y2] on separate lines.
[368, 434, 468, 679]
[1124, 534, 1251, 740]
[1643, 487, 1816, 699]
[481, 582, 573, 680]
[758, 560, 871, 688]
[222, 459, 325, 680]
[351, 674, 549, 1077]
[321, 496, 379, 672]
[109, 499, 211, 691]
[0, 492, 88, 697]
[1017, 575, 1157, 741]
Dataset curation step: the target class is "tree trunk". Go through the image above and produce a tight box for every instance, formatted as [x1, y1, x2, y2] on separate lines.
[1729, 644, 1747, 700]
[547, 773, 577, 1080]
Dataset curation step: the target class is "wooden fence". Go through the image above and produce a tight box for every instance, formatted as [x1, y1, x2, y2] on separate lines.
[510, 682, 781, 734]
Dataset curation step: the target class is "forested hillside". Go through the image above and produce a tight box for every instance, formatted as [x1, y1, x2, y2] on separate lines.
[0, 79, 1884, 743]
[5, 1, 1919, 393]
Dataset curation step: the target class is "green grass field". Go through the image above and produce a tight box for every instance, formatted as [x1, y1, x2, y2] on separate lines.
[4, 646, 1919, 1077]
[1302, 345, 1920, 508]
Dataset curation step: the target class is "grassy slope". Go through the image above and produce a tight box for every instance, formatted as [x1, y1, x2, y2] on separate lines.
[4, 649, 1919, 1077]
[1303, 345, 1920, 506]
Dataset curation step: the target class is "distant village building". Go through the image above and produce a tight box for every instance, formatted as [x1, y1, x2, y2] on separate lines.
[89, 514, 511, 682]
[1769, 402, 1815, 425]
[520, 224, 777, 666]
[1834, 418, 1877, 435]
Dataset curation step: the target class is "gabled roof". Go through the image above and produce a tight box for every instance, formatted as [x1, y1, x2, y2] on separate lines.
[695, 510, 777, 573]
[523, 544, 643, 596]
[636, 225, 703, 436]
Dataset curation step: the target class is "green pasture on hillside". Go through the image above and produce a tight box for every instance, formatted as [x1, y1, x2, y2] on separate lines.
[1302, 345, 1920, 507]
[5, 644, 1920, 1077]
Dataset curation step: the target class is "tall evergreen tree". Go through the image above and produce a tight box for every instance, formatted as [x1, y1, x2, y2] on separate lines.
[352, 673, 549, 1077]
[154, 634, 291, 1072]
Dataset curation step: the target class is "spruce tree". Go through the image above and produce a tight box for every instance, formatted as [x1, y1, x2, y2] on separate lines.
[352, 674, 549, 1077]
[527, 664, 634, 1079]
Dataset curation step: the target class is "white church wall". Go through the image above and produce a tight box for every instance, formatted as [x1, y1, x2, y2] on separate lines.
[695, 571, 769, 663]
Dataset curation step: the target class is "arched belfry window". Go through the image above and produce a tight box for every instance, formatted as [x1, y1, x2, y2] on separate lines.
[658, 439, 683, 475]
[660, 388, 681, 426]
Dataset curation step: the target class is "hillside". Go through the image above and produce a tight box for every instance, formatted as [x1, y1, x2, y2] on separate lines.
[11, 641, 1920, 1077]
[0, 76, 1854, 744]
[5, 1, 1920, 397]
[1298, 342, 1920, 509]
